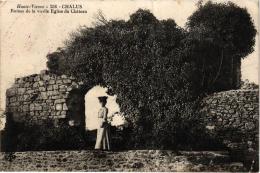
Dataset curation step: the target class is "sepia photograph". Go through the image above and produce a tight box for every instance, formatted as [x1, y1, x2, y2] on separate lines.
[0, 0, 259, 172]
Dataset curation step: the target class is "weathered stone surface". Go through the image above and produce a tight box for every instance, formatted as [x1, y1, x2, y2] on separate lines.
[63, 103, 68, 111]
[4, 71, 258, 170]
[49, 80, 55, 85]
[55, 104, 63, 111]
[18, 88, 26, 94]
[5, 71, 84, 125]
[0, 150, 247, 172]
[201, 89, 258, 133]
[201, 89, 259, 169]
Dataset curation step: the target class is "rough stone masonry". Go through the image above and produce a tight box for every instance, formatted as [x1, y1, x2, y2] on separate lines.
[3, 69, 259, 170]
[4, 70, 259, 151]
[201, 89, 258, 145]
[5, 70, 259, 141]
[201, 89, 259, 168]
[5, 70, 86, 126]
[0, 150, 246, 171]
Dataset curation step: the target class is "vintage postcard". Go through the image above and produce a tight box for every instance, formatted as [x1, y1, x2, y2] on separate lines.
[0, 0, 259, 172]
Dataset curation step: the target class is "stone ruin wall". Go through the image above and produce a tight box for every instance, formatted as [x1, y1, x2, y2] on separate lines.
[5, 70, 85, 126]
[4, 70, 259, 148]
[200, 89, 259, 157]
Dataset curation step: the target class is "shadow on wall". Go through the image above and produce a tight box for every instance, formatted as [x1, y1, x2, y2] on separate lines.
[66, 89, 87, 128]
[1, 111, 89, 151]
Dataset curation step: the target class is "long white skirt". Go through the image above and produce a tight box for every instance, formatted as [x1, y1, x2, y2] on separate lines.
[94, 119, 110, 150]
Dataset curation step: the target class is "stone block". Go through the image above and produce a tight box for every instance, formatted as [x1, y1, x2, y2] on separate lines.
[229, 109, 235, 114]
[38, 81, 44, 86]
[23, 105, 29, 112]
[59, 85, 67, 89]
[46, 100, 54, 104]
[49, 80, 55, 85]
[10, 97, 16, 103]
[47, 91, 54, 96]
[47, 85, 53, 91]
[71, 82, 78, 88]
[6, 88, 16, 96]
[35, 105, 42, 111]
[17, 78, 25, 84]
[55, 104, 63, 111]
[247, 107, 254, 111]
[61, 111, 66, 116]
[53, 85, 59, 90]
[24, 82, 31, 87]
[63, 103, 68, 111]
[56, 111, 61, 115]
[27, 89, 35, 94]
[63, 79, 71, 84]
[233, 120, 241, 127]
[33, 82, 39, 88]
[55, 99, 66, 104]
[10, 102, 19, 106]
[28, 76, 34, 82]
[67, 87, 72, 91]
[57, 114, 66, 119]
[39, 87, 46, 91]
[51, 95, 61, 99]
[56, 80, 63, 84]
[245, 122, 255, 131]
[61, 75, 67, 79]
[60, 88, 67, 92]
[42, 104, 50, 111]
[70, 76, 76, 80]
[34, 76, 40, 81]
[42, 75, 50, 81]
[52, 91, 59, 95]
[212, 99, 217, 104]
[252, 115, 258, 120]
[210, 110, 216, 115]
[41, 92, 48, 99]
[17, 96, 24, 101]
[40, 111, 47, 116]
[244, 104, 250, 108]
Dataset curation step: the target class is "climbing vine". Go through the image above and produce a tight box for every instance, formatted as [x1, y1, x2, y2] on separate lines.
[46, 2, 256, 149]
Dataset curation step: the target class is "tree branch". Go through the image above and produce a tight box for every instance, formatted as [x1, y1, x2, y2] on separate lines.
[211, 48, 224, 86]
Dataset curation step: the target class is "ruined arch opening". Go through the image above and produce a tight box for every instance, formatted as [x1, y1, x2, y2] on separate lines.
[65, 84, 125, 130]
[84, 85, 125, 131]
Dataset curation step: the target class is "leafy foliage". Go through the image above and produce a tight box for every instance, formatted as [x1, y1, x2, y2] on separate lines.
[240, 79, 259, 90]
[186, 1, 256, 92]
[45, 5, 256, 149]
[1, 118, 88, 151]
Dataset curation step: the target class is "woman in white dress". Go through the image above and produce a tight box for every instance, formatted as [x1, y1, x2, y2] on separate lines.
[94, 96, 111, 150]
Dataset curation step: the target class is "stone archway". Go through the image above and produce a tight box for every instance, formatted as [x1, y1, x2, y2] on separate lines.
[5, 69, 125, 128]
[5, 70, 96, 127]
[4, 70, 128, 151]
[66, 88, 87, 128]
[84, 85, 123, 130]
